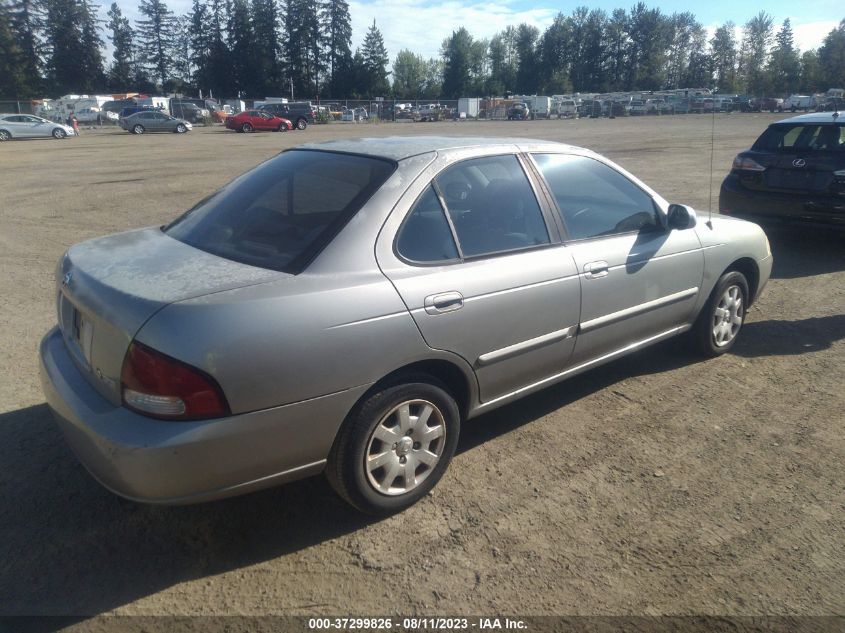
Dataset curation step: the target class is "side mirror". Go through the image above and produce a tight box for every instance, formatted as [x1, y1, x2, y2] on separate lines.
[667, 204, 697, 230]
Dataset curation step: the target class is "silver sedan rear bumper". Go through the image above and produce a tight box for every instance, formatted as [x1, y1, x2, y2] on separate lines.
[39, 327, 367, 504]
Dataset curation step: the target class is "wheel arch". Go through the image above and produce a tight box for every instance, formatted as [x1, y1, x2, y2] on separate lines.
[725, 257, 760, 306]
[349, 358, 476, 425]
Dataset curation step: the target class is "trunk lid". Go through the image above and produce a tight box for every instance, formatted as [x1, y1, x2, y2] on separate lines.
[57, 227, 286, 405]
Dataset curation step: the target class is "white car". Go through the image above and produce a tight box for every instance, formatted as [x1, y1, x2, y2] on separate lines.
[0, 114, 75, 141]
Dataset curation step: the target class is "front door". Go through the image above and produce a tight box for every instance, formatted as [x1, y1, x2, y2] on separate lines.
[531, 152, 704, 362]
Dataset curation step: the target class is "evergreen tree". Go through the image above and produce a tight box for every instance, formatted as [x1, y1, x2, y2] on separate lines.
[514, 23, 539, 93]
[107, 2, 134, 90]
[187, 0, 210, 91]
[487, 27, 517, 95]
[6, 0, 43, 96]
[710, 22, 738, 92]
[767, 18, 800, 94]
[286, 0, 323, 97]
[322, 0, 351, 97]
[252, 0, 279, 95]
[798, 50, 820, 94]
[0, 1, 29, 97]
[227, 0, 254, 95]
[605, 9, 628, 91]
[43, 0, 105, 94]
[136, 0, 179, 88]
[625, 3, 670, 91]
[739, 11, 773, 95]
[360, 19, 389, 96]
[206, 0, 231, 98]
[818, 19, 845, 90]
[441, 27, 473, 98]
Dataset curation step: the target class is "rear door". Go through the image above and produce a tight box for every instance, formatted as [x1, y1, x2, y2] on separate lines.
[531, 153, 704, 363]
[377, 151, 581, 403]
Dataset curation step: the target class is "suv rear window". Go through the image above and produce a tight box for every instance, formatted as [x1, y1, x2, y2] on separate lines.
[753, 123, 844, 152]
[165, 150, 395, 273]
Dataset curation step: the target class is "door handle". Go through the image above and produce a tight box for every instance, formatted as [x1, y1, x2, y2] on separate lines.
[424, 291, 464, 315]
[583, 261, 609, 279]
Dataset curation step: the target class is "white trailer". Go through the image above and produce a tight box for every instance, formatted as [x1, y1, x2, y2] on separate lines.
[458, 97, 480, 118]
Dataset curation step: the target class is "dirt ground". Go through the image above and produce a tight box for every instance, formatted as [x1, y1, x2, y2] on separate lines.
[0, 115, 843, 624]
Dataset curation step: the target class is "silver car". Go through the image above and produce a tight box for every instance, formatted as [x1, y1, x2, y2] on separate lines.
[0, 114, 75, 141]
[39, 137, 773, 514]
[119, 111, 192, 134]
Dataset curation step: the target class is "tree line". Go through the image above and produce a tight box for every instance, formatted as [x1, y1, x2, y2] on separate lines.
[1, 0, 844, 101]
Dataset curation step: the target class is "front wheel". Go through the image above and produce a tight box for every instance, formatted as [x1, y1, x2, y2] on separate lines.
[278, 123, 288, 132]
[52, 128, 66, 139]
[692, 271, 749, 357]
[296, 118, 307, 130]
[133, 124, 145, 134]
[175, 123, 187, 133]
[326, 378, 460, 515]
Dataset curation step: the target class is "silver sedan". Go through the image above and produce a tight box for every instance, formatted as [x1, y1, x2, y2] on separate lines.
[119, 111, 192, 134]
[0, 114, 75, 141]
[39, 137, 773, 514]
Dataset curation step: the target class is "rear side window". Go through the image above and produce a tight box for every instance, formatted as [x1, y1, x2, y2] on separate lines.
[533, 154, 659, 240]
[396, 186, 459, 263]
[754, 124, 844, 152]
[434, 155, 550, 258]
[166, 150, 395, 273]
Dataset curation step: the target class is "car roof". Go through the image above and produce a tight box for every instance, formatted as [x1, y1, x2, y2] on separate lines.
[773, 112, 842, 125]
[296, 136, 584, 161]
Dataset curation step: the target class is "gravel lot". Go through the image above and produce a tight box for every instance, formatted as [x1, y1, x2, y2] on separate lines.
[0, 115, 842, 623]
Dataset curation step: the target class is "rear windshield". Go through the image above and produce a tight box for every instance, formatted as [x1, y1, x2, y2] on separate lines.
[165, 150, 396, 273]
[753, 123, 844, 153]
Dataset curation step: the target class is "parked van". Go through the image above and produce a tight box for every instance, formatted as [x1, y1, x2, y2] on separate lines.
[785, 95, 816, 112]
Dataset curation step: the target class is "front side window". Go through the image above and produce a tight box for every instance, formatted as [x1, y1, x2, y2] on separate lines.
[434, 155, 550, 258]
[532, 154, 659, 240]
[166, 150, 396, 273]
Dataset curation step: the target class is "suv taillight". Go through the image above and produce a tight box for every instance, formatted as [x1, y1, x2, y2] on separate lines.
[121, 341, 230, 420]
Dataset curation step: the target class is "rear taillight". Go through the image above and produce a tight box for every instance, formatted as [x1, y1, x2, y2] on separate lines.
[733, 156, 766, 172]
[121, 341, 230, 420]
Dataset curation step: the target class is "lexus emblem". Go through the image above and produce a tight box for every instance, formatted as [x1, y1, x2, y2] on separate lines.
[792, 158, 806, 168]
[62, 271, 72, 286]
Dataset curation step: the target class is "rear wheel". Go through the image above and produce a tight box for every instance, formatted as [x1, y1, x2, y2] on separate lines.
[296, 118, 307, 130]
[241, 122, 253, 133]
[133, 124, 145, 134]
[326, 377, 460, 515]
[52, 128, 66, 139]
[692, 271, 749, 357]
[0, 129, 11, 141]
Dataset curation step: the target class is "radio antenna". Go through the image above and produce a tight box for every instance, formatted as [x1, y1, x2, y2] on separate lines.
[707, 93, 716, 229]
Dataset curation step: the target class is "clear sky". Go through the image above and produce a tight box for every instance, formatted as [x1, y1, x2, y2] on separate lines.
[109, 0, 844, 67]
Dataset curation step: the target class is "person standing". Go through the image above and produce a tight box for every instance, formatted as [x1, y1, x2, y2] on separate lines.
[70, 113, 79, 136]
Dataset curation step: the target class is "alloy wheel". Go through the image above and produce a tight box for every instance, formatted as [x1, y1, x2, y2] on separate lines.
[713, 284, 743, 347]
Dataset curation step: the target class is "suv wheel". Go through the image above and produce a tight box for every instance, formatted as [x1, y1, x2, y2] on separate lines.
[296, 118, 307, 130]
[326, 377, 460, 515]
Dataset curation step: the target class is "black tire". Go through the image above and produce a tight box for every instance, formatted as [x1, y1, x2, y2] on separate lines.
[175, 123, 187, 133]
[133, 124, 145, 134]
[0, 129, 11, 141]
[52, 128, 66, 139]
[296, 118, 307, 130]
[278, 123, 288, 132]
[241, 122, 253, 132]
[692, 270, 749, 357]
[326, 376, 460, 515]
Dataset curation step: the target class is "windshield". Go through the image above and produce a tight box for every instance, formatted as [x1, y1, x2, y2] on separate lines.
[165, 150, 396, 273]
[753, 123, 844, 153]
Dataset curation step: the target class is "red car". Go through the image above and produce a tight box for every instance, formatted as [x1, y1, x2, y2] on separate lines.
[225, 110, 293, 133]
